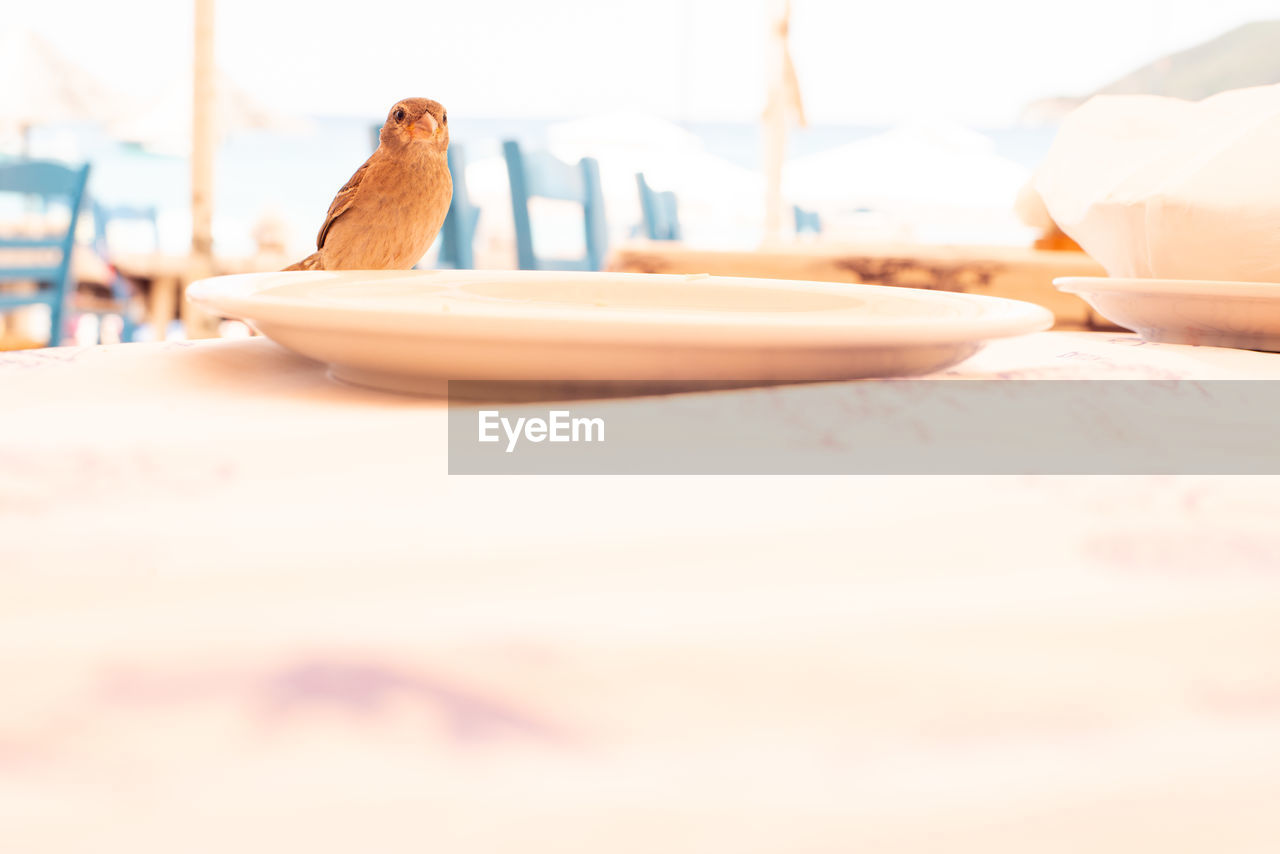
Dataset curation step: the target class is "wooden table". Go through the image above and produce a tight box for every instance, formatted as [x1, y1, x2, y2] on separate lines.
[609, 241, 1110, 329]
[114, 251, 290, 340]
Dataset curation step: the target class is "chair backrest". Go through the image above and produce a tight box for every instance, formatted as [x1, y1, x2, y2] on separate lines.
[437, 145, 480, 269]
[503, 140, 607, 271]
[0, 160, 90, 284]
[793, 205, 822, 235]
[636, 173, 682, 241]
[92, 201, 160, 258]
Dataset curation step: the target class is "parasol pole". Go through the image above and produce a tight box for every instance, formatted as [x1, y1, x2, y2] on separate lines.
[188, 0, 217, 337]
[762, 0, 806, 245]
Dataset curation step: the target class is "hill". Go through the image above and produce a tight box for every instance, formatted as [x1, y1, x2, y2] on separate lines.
[1021, 20, 1280, 123]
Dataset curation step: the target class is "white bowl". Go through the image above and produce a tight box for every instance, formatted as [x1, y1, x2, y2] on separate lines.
[1055, 276, 1280, 351]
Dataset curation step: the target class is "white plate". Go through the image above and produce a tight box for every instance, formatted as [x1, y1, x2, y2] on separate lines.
[1055, 276, 1280, 351]
[188, 270, 1052, 395]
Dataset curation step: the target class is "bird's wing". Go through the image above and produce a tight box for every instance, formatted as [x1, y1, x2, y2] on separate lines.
[316, 156, 374, 249]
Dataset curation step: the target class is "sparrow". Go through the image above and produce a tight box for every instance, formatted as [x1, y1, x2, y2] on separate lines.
[284, 98, 452, 271]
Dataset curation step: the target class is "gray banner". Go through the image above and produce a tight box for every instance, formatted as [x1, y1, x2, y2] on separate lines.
[447, 380, 1280, 475]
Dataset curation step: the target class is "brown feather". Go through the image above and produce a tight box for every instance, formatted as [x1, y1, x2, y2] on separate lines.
[282, 252, 323, 271]
[316, 160, 371, 250]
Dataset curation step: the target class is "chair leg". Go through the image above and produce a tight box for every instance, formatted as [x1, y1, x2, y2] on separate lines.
[48, 296, 66, 347]
[112, 274, 138, 343]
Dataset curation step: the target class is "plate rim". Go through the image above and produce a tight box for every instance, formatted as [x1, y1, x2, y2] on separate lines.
[189, 269, 1053, 347]
[1055, 276, 1280, 299]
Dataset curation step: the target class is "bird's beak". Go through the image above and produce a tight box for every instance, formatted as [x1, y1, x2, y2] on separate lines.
[413, 113, 439, 136]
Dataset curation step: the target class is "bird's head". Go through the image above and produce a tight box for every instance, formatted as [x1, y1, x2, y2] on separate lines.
[379, 98, 449, 153]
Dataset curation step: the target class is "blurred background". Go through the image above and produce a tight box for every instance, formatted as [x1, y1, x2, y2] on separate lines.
[3, 0, 1280, 346]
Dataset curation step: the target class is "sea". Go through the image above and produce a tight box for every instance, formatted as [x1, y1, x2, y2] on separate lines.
[11, 116, 1060, 255]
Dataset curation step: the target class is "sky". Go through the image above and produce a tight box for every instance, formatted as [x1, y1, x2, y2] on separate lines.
[11, 0, 1280, 126]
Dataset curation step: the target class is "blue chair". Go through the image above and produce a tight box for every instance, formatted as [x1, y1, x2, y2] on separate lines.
[90, 201, 158, 343]
[635, 173, 682, 241]
[0, 160, 90, 346]
[437, 145, 480, 269]
[502, 140, 607, 271]
[794, 205, 822, 235]
[93, 201, 159, 253]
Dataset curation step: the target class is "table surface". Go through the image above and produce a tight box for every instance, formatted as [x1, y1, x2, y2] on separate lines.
[5, 332, 1280, 851]
[611, 239, 1104, 262]
[608, 241, 1111, 329]
[111, 251, 291, 278]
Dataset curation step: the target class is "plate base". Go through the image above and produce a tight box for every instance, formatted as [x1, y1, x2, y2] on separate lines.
[1055, 277, 1280, 353]
[328, 365, 449, 397]
[1134, 329, 1280, 353]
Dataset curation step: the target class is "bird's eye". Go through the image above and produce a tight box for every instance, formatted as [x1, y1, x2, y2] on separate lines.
[394, 108, 406, 122]
[441, 113, 447, 125]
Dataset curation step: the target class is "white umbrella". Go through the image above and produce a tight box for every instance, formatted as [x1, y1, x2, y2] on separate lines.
[111, 71, 305, 156]
[547, 111, 760, 201]
[0, 29, 131, 149]
[784, 120, 1030, 210]
[547, 110, 703, 155]
[548, 111, 763, 246]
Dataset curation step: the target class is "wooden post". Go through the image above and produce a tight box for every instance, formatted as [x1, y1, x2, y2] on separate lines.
[187, 0, 218, 338]
[762, 0, 805, 247]
[762, 100, 785, 245]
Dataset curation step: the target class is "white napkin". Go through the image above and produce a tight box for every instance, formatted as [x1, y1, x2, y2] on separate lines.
[1036, 84, 1280, 282]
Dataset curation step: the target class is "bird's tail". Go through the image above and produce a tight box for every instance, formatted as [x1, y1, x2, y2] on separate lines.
[282, 252, 322, 272]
